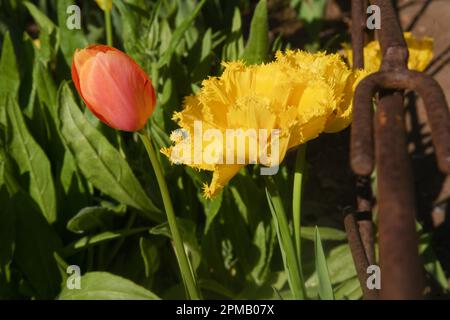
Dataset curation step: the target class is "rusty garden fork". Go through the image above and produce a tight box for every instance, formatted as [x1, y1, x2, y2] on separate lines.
[349, 0, 450, 299]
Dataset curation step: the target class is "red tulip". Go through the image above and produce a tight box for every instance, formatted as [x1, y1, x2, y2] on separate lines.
[72, 45, 156, 132]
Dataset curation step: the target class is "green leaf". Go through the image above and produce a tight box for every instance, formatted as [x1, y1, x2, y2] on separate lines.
[157, 0, 206, 68]
[334, 276, 362, 300]
[57, 0, 88, 66]
[57, 83, 163, 222]
[0, 32, 20, 126]
[63, 227, 149, 256]
[190, 28, 213, 82]
[419, 233, 449, 290]
[306, 244, 358, 288]
[33, 60, 58, 121]
[297, 0, 328, 51]
[67, 206, 125, 234]
[23, 0, 59, 64]
[301, 227, 346, 241]
[7, 97, 57, 223]
[139, 237, 160, 278]
[222, 7, 244, 61]
[23, 1, 56, 33]
[114, 0, 153, 67]
[58, 272, 160, 300]
[299, 0, 328, 23]
[251, 221, 276, 285]
[203, 191, 223, 234]
[0, 147, 20, 195]
[0, 186, 15, 276]
[13, 191, 62, 299]
[230, 171, 265, 227]
[265, 177, 305, 299]
[150, 218, 201, 270]
[314, 226, 335, 300]
[242, 0, 269, 65]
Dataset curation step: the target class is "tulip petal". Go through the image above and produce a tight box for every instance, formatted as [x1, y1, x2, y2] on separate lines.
[163, 50, 364, 197]
[79, 50, 154, 131]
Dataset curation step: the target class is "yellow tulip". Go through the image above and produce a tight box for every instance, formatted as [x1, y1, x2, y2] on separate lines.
[344, 32, 433, 73]
[162, 51, 366, 198]
[95, 0, 112, 12]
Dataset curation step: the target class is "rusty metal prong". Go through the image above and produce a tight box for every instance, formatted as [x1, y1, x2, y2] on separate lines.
[351, 0, 366, 69]
[350, 73, 381, 176]
[408, 72, 450, 174]
[357, 70, 450, 174]
[351, 70, 450, 175]
[344, 208, 379, 300]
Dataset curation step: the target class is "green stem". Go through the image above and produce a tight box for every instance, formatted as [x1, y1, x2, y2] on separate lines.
[293, 144, 306, 266]
[139, 130, 202, 300]
[265, 176, 306, 300]
[105, 10, 113, 46]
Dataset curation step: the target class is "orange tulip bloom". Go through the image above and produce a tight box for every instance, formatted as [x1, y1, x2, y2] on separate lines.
[72, 45, 156, 132]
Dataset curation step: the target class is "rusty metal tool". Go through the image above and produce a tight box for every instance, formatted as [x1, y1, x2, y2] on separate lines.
[350, 0, 450, 299]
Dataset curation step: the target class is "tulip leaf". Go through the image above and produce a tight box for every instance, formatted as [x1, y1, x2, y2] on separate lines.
[222, 7, 244, 61]
[203, 191, 223, 234]
[314, 226, 335, 300]
[157, 0, 206, 68]
[0, 32, 20, 127]
[66, 205, 125, 234]
[63, 227, 149, 256]
[6, 96, 57, 223]
[57, 83, 163, 222]
[23, 1, 56, 33]
[13, 191, 62, 299]
[306, 244, 358, 289]
[334, 276, 362, 300]
[0, 146, 20, 196]
[0, 186, 15, 277]
[24, 1, 59, 64]
[139, 237, 160, 278]
[419, 233, 449, 290]
[33, 60, 58, 121]
[242, 0, 269, 65]
[301, 227, 347, 242]
[58, 271, 160, 300]
[150, 218, 201, 271]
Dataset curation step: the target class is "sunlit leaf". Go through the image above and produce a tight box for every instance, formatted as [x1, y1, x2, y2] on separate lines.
[58, 272, 160, 300]
[58, 83, 162, 222]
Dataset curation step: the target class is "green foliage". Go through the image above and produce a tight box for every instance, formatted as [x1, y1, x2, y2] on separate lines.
[0, 0, 446, 301]
[314, 227, 334, 300]
[7, 97, 57, 223]
[291, 0, 328, 51]
[0, 33, 19, 126]
[58, 271, 160, 300]
[242, 0, 269, 64]
[58, 83, 162, 222]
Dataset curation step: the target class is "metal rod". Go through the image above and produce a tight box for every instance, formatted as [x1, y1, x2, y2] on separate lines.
[344, 210, 378, 299]
[375, 90, 423, 299]
[349, 0, 377, 300]
[350, 0, 450, 299]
